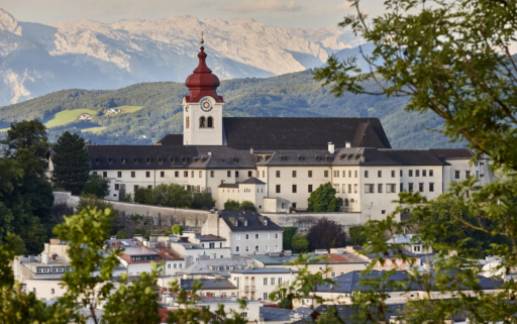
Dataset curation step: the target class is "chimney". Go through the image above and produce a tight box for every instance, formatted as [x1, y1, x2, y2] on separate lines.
[207, 151, 212, 157]
[244, 220, 248, 227]
[328, 142, 335, 154]
[345, 142, 351, 148]
[249, 147, 254, 155]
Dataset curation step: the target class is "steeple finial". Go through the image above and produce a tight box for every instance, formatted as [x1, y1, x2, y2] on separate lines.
[200, 31, 204, 46]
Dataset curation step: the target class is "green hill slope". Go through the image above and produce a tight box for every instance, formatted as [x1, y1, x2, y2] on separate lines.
[0, 70, 462, 148]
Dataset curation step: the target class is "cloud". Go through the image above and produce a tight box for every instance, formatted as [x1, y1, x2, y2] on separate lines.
[227, 0, 302, 13]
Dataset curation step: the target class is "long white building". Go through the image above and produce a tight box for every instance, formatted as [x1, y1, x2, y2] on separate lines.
[87, 45, 494, 221]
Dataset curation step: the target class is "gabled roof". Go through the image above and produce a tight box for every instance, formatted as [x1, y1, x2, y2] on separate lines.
[231, 267, 295, 274]
[197, 234, 226, 242]
[180, 278, 236, 290]
[315, 270, 502, 293]
[222, 117, 391, 150]
[219, 210, 282, 232]
[429, 148, 473, 161]
[88, 145, 256, 170]
[240, 177, 265, 185]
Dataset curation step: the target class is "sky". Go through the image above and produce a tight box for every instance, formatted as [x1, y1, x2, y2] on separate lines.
[0, 0, 384, 28]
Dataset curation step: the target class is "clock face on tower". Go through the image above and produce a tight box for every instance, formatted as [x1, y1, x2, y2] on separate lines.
[200, 97, 213, 112]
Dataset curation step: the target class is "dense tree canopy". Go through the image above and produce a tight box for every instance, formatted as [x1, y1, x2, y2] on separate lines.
[307, 183, 343, 212]
[134, 183, 216, 210]
[52, 131, 90, 195]
[0, 120, 54, 254]
[307, 219, 347, 252]
[314, 0, 517, 321]
[82, 174, 109, 198]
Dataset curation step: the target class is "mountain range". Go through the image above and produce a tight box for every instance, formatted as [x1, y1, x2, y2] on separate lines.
[0, 8, 361, 105]
[0, 8, 462, 149]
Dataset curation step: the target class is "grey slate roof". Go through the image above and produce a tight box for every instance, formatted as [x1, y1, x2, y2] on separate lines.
[231, 267, 295, 274]
[256, 148, 446, 167]
[260, 307, 297, 322]
[88, 145, 256, 170]
[180, 278, 236, 290]
[157, 117, 392, 149]
[315, 270, 502, 293]
[240, 177, 265, 185]
[197, 234, 226, 242]
[218, 183, 239, 188]
[219, 210, 282, 232]
[429, 148, 473, 161]
[88, 144, 469, 170]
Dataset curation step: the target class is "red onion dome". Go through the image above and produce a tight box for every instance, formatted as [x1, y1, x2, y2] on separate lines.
[185, 46, 223, 103]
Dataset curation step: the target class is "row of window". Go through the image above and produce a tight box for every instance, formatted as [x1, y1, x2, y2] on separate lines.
[262, 277, 283, 286]
[166, 262, 183, 269]
[270, 168, 437, 179]
[236, 233, 279, 240]
[199, 116, 214, 128]
[274, 169, 336, 178]
[364, 169, 435, 178]
[100, 170, 255, 179]
[454, 170, 471, 179]
[235, 245, 278, 253]
[100, 168, 440, 181]
[364, 182, 435, 194]
[274, 183, 359, 194]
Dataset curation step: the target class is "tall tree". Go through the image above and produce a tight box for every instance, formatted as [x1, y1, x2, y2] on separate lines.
[307, 219, 347, 251]
[82, 174, 109, 198]
[314, 0, 517, 321]
[1, 121, 53, 253]
[52, 131, 90, 195]
[307, 183, 343, 212]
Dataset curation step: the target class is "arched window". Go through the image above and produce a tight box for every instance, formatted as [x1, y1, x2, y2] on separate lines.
[207, 116, 213, 128]
[344, 198, 349, 207]
[185, 116, 190, 129]
[199, 116, 206, 128]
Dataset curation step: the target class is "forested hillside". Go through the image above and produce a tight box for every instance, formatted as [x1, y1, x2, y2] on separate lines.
[0, 70, 460, 148]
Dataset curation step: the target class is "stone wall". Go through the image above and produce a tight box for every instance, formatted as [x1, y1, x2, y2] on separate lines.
[263, 212, 364, 232]
[53, 191, 210, 228]
[53, 191, 362, 231]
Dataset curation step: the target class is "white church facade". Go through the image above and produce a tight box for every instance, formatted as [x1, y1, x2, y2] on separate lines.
[87, 45, 494, 221]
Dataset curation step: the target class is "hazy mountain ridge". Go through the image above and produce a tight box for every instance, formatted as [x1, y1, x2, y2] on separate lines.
[0, 70, 461, 149]
[0, 8, 360, 105]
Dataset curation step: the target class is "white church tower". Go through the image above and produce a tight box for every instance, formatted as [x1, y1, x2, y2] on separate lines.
[183, 41, 224, 146]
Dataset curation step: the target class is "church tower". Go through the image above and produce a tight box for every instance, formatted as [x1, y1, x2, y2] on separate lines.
[183, 42, 224, 146]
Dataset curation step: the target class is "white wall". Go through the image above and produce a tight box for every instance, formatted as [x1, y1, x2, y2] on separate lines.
[230, 271, 295, 301]
[229, 231, 282, 256]
[183, 96, 224, 146]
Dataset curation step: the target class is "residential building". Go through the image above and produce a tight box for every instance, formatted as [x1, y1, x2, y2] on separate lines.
[298, 270, 502, 308]
[229, 268, 297, 301]
[201, 210, 283, 256]
[12, 239, 71, 300]
[253, 248, 370, 277]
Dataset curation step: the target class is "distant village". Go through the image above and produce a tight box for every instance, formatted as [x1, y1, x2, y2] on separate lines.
[10, 45, 506, 323]
[14, 210, 505, 322]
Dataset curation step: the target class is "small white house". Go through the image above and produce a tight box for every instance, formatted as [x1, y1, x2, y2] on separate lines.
[201, 210, 283, 256]
[78, 113, 93, 121]
[229, 267, 296, 301]
[387, 234, 433, 256]
[216, 177, 267, 211]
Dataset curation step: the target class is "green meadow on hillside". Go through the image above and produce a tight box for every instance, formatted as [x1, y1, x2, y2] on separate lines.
[45, 108, 98, 128]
